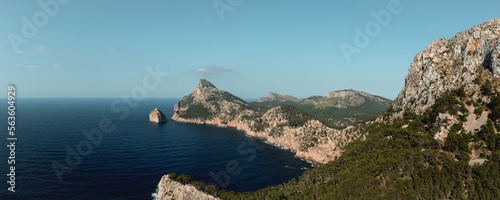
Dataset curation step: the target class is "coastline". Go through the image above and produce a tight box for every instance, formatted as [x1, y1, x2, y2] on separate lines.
[171, 113, 353, 165]
[172, 118, 322, 166]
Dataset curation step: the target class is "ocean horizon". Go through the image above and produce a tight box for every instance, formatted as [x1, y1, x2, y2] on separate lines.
[1, 98, 313, 199]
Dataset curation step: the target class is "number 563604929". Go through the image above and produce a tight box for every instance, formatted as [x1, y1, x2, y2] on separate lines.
[8, 85, 16, 127]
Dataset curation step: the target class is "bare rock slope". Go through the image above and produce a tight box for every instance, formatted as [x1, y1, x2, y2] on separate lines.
[392, 18, 500, 117]
[155, 174, 219, 200]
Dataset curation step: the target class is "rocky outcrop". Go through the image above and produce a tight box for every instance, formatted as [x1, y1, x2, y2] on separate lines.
[388, 18, 500, 148]
[155, 174, 219, 200]
[173, 79, 254, 125]
[253, 92, 301, 103]
[325, 89, 390, 108]
[172, 79, 363, 164]
[150, 108, 167, 124]
[392, 18, 500, 117]
[302, 89, 391, 110]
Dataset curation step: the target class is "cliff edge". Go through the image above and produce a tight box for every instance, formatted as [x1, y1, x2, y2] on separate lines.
[155, 174, 220, 200]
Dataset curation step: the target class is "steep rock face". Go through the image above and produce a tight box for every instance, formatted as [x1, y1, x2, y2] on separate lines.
[388, 18, 500, 147]
[173, 79, 254, 124]
[392, 18, 500, 116]
[155, 174, 219, 200]
[253, 92, 301, 103]
[150, 108, 167, 123]
[254, 106, 361, 163]
[172, 80, 362, 164]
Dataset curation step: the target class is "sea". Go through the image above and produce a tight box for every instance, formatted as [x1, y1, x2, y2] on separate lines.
[1, 98, 313, 199]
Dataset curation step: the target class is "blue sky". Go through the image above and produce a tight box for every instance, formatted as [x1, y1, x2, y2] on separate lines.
[1, 0, 499, 100]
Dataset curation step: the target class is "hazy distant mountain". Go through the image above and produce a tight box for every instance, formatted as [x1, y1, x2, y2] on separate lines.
[253, 92, 301, 104]
[251, 89, 391, 126]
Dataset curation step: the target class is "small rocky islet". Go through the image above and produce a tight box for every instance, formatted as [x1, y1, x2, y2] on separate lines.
[149, 108, 167, 124]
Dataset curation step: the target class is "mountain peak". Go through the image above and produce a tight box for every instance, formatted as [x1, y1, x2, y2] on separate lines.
[327, 89, 364, 98]
[198, 79, 217, 89]
[253, 92, 300, 103]
[267, 92, 282, 99]
[391, 18, 500, 117]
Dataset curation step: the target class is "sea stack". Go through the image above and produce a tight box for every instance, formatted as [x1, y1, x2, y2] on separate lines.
[149, 108, 167, 124]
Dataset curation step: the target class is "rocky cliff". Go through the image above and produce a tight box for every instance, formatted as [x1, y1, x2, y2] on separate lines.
[150, 108, 167, 124]
[392, 18, 500, 117]
[388, 18, 500, 145]
[172, 79, 364, 164]
[155, 174, 220, 200]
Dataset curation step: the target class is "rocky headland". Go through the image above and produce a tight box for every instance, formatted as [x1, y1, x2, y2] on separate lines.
[171, 79, 372, 164]
[155, 174, 220, 200]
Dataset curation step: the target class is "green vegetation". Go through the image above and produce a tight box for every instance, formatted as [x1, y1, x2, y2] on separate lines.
[421, 87, 466, 130]
[280, 104, 320, 127]
[167, 173, 220, 196]
[170, 87, 500, 199]
[268, 126, 284, 138]
[295, 98, 388, 124]
[251, 100, 297, 109]
[476, 120, 500, 151]
[473, 77, 482, 85]
[451, 123, 463, 132]
[250, 96, 390, 126]
[482, 80, 493, 95]
[168, 172, 194, 185]
[459, 114, 468, 122]
[443, 130, 470, 153]
[488, 93, 500, 121]
[251, 118, 269, 132]
[179, 103, 213, 119]
[279, 104, 341, 129]
[181, 95, 195, 106]
[475, 107, 484, 115]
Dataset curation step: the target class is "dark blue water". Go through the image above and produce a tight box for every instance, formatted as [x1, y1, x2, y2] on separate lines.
[0, 98, 313, 199]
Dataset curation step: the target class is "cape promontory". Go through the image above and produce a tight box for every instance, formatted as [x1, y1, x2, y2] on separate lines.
[171, 79, 389, 164]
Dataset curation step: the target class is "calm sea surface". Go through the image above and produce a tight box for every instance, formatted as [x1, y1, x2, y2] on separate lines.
[0, 98, 312, 199]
